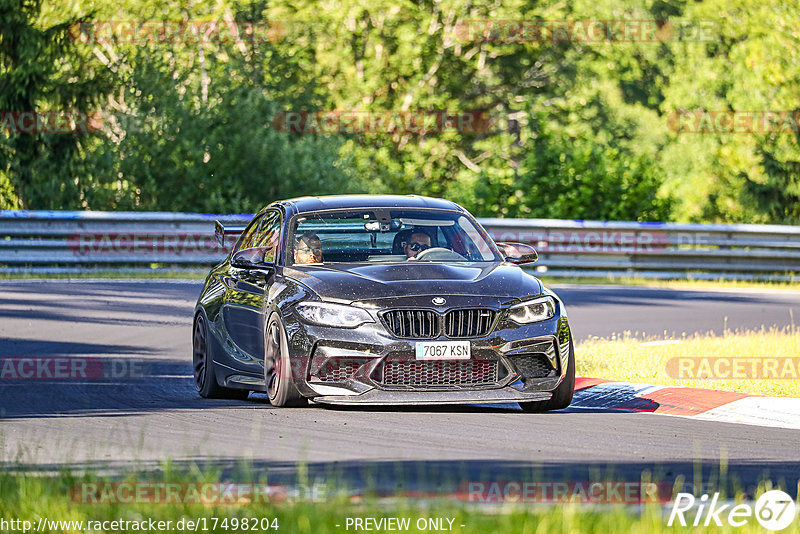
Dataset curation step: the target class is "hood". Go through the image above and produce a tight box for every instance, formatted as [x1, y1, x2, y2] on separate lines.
[283, 262, 542, 302]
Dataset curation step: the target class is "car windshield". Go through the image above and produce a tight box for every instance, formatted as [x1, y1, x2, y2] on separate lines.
[288, 209, 500, 265]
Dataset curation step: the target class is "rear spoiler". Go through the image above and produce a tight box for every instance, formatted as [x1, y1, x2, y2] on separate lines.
[215, 220, 246, 246]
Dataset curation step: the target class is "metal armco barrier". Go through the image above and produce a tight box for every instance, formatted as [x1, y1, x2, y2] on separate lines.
[1, 211, 799, 280]
[482, 218, 800, 280]
[0, 211, 252, 270]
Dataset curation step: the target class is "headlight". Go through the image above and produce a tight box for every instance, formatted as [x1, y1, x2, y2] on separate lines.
[295, 302, 374, 328]
[507, 296, 556, 324]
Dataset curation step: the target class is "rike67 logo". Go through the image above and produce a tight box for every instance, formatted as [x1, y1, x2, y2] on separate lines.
[668, 490, 797, 531]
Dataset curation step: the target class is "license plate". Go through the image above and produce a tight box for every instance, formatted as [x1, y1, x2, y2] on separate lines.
[415, 340, 471, 360]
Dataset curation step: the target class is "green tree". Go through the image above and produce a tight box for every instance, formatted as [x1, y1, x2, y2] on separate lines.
[661, 0, 800, 223]
[265, 0, 675, 219]
[0, 0, 110, 208]
[26, 0, 364, 210]
[451, 116, 671, 220]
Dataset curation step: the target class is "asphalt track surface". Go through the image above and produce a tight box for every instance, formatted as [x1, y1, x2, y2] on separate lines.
[1, 280, 799, 496]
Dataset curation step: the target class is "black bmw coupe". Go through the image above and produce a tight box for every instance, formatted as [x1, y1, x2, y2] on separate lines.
[193, 195, 574, 410]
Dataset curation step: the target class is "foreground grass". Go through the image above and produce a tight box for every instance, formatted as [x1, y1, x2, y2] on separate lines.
[1, 470, 798, 534]
[577, 326, 800, 397]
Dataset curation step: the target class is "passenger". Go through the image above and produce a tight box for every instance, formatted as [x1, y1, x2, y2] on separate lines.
[294, 232, 322, 264]
[403, 231, 432, 261]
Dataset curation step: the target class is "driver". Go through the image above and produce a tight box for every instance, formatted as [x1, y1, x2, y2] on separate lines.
[294, 232, 322, 264]
[403, 231, 431, 261]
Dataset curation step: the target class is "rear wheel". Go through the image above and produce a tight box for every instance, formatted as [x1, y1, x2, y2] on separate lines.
[193, 313, 249, 399]
[264, 315, 307, 407]
[519, 336, 575, 412]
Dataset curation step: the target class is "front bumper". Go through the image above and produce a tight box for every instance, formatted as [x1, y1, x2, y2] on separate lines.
[311, 388, 553, 406]
[284, 297, 572, 406]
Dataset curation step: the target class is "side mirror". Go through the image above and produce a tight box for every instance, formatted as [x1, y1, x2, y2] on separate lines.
[231, 247, 275, 269]
[497, 242, 538, 265]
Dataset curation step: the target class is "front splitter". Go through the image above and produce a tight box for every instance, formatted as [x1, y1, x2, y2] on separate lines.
[311, 387, 552, 405]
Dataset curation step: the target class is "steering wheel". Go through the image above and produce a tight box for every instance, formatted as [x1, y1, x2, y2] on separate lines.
[413, 247, 465, 261]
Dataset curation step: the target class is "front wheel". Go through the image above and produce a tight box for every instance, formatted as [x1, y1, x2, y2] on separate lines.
[519, 336, 575, 412]
[264, 315, 307, 407]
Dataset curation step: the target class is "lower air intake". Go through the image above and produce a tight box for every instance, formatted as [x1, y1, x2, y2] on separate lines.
[379, 359, 498, 388]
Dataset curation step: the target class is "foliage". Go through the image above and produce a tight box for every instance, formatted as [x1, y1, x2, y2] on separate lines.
[455, 118, 671, 220]
[660, 0, 800, 223]
[0, 0, 111, 208]
[1, 0, 798, 223]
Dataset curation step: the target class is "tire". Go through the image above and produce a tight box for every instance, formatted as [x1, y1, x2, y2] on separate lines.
[519, 336, 575, 412]
[264, 314, 307, 407]
[193, 313, 249, 400]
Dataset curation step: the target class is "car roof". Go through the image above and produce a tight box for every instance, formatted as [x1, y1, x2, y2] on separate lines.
[274, 195, 465, 215]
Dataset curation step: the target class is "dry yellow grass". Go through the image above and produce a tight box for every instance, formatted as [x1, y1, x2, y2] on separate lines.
[541, 276, 800, 291]
[576, 326, 800, 397]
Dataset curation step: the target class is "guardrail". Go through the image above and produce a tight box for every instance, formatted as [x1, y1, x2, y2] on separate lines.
[1, 210, 799, 280]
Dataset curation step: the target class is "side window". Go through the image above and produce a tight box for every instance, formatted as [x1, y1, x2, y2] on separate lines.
[233, 213, 265, 254]
[252, 212, 281, 263]
[457, 216, 495, 260]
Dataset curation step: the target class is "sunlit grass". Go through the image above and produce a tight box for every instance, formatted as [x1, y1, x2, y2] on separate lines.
[1, 271, 798, 290]
[577, 326, 800, 397]
[1, 469, 798, 534]
[0, 270, 207, 280]
[542, 275, 800, 291]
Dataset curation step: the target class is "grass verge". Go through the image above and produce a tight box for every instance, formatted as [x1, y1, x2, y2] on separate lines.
[542, 276, 800, 291]
[1, 271, 799, 290]
[0, 270, 207, 280]
[1, 469, 798, 534]
[576, 326, 800, 397]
